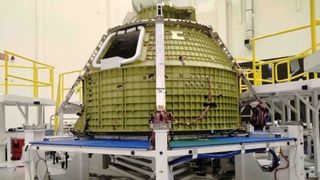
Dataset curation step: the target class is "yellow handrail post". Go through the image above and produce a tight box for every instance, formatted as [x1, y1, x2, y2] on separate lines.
[4, 52, 9, 95]
[260, 65, 263, 85]
[33, 62, 38, 98]
[310, 0, 317, 53]
[287, 62, 291, 82]
[251, 40, 257, 86]
[310, 0, 318, 78]
[50, 68, 54, 100]
[272, 64, 275, 83]
[61, 74, 65, 101]
[54, 74, 62, 135]
[1, 50, 54, 99]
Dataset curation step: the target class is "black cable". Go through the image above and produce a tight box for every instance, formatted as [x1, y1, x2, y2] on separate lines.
[261, 149, 280, 172]
[274, 150, 289, 180]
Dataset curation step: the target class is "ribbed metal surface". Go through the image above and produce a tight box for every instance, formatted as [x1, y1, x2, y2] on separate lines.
[73, 6, 240, 134]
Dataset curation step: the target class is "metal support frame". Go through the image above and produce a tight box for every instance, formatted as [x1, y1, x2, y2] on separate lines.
[0, 94, 54, 167]
[155, 4, 166, 111]
[246, 78, 320, 178]
[236, 126, 304, 180]
[155, 130, 170, 179]
[25, 126, 301, 180]
[24, 130, 46, 180]
[312, 90, 320, 176]
[0, 103, 5, 163]
[305, 97, 313, 159]
[63, 153, 89, 180]
[16, 104, 29, 125]
[37, 105, 43, 126]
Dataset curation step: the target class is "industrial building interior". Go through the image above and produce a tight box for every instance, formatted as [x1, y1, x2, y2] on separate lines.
[0, 0, 320, 179]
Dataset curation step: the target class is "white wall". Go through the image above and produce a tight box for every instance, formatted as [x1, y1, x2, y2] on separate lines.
[0, 0, 133, 129]
[229, 0, 320, 59]
[0, 0, 319, 129]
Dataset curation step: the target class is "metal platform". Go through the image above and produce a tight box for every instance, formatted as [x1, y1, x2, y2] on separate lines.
[30, 136, 294, 150]
[0, 94, 55, 106]
[31, 139, 150, 149]
[25, 126, 304, 180]
[241, 78, 320, 177]
[0, 94, 55, 167]
[169, 136, 294, 149]
[251, 78, 320, 96]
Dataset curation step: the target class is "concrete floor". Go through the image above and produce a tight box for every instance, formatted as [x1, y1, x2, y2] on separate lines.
[0, 167, 128, 180]
[0, 166, 219, 180]
[0, 167, 25, 180]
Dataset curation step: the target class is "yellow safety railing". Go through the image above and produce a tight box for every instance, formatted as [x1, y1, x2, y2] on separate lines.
[237, 52, 313, 92]
[238, 0, 320, 89]
[53, 70, 82, 133]
[238, 68, 256, 92]
[0, 50, 54, 99]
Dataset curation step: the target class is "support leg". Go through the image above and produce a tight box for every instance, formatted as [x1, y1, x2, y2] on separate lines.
[59, 113, 64, 135]
[237, 126, 303, 180]
[287, 100, 292, 122]
[24, 147, 35, 180]
[154, 130, 171, 180]
[37, 105, 43, 126]
[235, 153, 245, 180]
[25, 105, 29, 125]
[312, 91, 320, 177]
[282, 125, 304, 180]
[24, 130, 46, 180]
[282, 102, 286, 122]
[65, 153, 89, 180]
[294, 97, 301, 121]
[0, 103, 5, 163]
[305, 97, 312, 159]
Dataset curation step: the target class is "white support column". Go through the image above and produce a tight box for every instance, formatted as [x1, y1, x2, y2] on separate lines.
[24, 130, 45, 146]
[25, 105, 29, 125]
[154, 130, 170, 180]
[0, 103, 5, 163]
[235, 153, 246, 180]
[16, 104, 29, 125]
[282, 102, 286, 122]
[269, 100, 275, 125]
[59, 113, 64, 135]
[64, 153, 89, 180]
[280, 125, 304, 180]
[305, 97, 312, 158]
[235, 153, 271, 180]
[155, 3, 166, 111]
[312, 90, 320, 177]
[24, 130, 45, 180]
[6, 138, 11, 164]
[294, 97, 301, 121]
[267, 100, 282, 124]
[287, 100, 292, 122]
[24, 147, 35, 180]
[37, 105, 43, 126]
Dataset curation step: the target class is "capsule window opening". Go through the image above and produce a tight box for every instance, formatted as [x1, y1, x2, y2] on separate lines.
[102, 30, 140, 59]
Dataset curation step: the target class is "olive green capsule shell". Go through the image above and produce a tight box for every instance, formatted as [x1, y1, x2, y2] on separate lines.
[73, 6, 240, 134]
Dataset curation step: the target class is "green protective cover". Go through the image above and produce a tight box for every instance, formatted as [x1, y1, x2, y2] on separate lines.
[73, 6, 240, 134]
